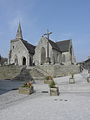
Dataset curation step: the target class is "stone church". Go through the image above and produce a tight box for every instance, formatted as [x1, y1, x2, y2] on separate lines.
[8, 23, 76, 66]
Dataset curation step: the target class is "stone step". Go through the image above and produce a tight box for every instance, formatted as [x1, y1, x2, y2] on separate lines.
[32, 77, 45, 80]
[28, 68, 45, 78]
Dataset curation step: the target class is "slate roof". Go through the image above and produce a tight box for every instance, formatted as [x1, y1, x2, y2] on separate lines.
[21, 37, 71, 55]
[56, 40, 71, 52]
[22, 40, 35, 55]
[84, 58, 90, 63]
[48, 39, 61, 52]
[45, 37, 71, 52]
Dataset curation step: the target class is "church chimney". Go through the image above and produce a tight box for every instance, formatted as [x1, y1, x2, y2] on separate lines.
[16, 22, 23, 39]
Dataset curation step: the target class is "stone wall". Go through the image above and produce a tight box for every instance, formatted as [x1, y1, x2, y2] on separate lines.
[53, 64, 80, 77]
[33, 37, 62, 65]
[0, 65, 45, 80]
[33, 37, 52, 65]
[36, 64, 80, 77]
[0, 64, 80, 80]
[9, 40, 31, 66]
[0, 65, 22, 80]
[52, 49, 62, 64]
[62, 52, 71, 65]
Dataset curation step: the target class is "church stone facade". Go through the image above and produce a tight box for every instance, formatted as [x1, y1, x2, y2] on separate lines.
[8, 23, 76, 66]
[8, 23, 35, 66]
[33, 37, 62, 65]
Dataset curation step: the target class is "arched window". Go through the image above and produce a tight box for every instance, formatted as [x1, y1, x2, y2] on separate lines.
[62, 54, 65, 62]
[14, 55, 18, 65]
[41, 47, 46, 65]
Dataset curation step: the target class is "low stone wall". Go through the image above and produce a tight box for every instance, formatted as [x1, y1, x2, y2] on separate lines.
[36, 64, 80, 77]
[0, 65, 45, 80]
[54, 64, 80, 77]
[35, 65, 54, 76]
[0, 65, 22, 80]
[0, 64, 80, 80]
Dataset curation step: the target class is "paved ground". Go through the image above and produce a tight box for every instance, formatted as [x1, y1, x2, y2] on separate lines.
[0, 73, 90, 120]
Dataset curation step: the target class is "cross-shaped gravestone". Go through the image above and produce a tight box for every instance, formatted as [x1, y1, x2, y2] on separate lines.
[44, 29, 52, 39]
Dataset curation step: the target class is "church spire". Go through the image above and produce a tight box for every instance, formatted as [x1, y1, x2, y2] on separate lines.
[16, 22, 23, 39]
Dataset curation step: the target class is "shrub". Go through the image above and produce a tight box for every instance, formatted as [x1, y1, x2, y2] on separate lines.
[49, 80, 56, 88]
[46, 76, 53, 80]
[71, 74, 74, 78]
[22, 82, 32, 88]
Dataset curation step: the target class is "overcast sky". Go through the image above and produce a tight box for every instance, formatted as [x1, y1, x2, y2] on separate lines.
[0, 0, 90, 62]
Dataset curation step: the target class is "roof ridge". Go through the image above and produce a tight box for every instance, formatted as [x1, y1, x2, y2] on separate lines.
[56, 39, 71, 43]
[21, 40, 35, 54]
[44, 37, 61, 52]
[22, 40, 35, 47]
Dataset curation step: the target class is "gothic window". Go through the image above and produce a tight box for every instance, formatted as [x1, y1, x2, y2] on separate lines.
[29, 57, 32, 66]
[62, 54, 65, 62]
[53, 56, 55, 64]
[13, 46, 14, 49]
[70, 47, 72, 62]
[41, 47, 46, 65]
[14, 55, 18, 65]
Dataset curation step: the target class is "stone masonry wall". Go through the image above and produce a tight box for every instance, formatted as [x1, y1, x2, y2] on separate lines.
[53, 64, 80, 77]
[0, 65, 80, 80]
[33, 37, 62, 65]
[0, 65, 22, 80]
[9, 40, 31, 66]
[36, 64, 80, 77]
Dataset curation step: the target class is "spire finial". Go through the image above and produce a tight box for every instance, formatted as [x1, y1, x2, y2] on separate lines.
[16, 22, 23, 39]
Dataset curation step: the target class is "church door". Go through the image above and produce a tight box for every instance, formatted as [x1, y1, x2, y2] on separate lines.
[41, 47, 46, 65]
[22, 57, 26, 65]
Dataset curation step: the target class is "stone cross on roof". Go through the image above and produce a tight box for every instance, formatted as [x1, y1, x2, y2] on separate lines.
[43, 29, 52, 39]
